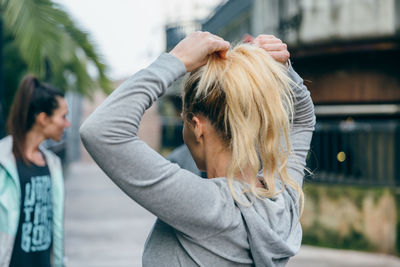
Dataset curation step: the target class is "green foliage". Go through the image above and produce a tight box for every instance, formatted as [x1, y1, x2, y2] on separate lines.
[3, 26, 26, 115]
[302, 221, 375, 251]
[0, 0, 112, 110]
[304, 183, 377, 210]
[303, 183, 399, 254]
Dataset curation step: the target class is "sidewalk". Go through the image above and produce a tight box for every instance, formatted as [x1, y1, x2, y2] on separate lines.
[287, 246, 400, 267]
[64, 162, 155, 266]
[64, 161, 400, 267]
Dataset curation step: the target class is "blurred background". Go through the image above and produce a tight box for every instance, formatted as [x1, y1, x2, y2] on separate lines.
[0, 0, 400, 266]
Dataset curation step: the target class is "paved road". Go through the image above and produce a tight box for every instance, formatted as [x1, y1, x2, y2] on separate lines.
[65, 162, 400, 267]
[65, 162, 155, 266]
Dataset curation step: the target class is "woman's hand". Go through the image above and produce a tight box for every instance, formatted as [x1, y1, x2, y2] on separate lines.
[169, 31, 230, 72]
[252, 35, 290, 65]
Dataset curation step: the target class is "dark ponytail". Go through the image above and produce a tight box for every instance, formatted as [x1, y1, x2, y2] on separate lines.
[7, 74, 64, 162]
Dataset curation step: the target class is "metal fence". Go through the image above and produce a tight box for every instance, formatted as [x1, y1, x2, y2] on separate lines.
[160, 113, 400, 187]
[306, 119, 400, 186]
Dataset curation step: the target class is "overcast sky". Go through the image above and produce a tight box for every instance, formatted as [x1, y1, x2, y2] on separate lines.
[56, 0, 223, 80]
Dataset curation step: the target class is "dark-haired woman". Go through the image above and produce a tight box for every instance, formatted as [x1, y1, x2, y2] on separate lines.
[0, 75, 69, 267]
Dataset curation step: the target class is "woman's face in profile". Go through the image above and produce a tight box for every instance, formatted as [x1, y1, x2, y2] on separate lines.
[42, 97, 70, 142]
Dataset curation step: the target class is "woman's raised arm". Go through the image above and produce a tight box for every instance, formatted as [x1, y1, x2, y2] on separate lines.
[286, 63, 316, 186]
[79, 33, 237, 239]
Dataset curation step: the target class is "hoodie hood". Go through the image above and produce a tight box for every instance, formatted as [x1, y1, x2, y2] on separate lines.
[0, 135, 60, 183]
[234, 181, 302, 267]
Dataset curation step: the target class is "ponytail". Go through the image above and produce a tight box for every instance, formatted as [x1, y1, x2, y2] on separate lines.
[183, 44, 303, 212]
[7, 74, 64, 162]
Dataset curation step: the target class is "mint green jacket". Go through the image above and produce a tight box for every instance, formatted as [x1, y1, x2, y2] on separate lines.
[0, 136, 65, 267]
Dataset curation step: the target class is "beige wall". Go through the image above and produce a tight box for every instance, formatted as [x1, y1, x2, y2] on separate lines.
[299, 0, 396, 42]
[80, 83, 162, 162]
[302, 185, 398, 254]
[252, 0, 397, 44]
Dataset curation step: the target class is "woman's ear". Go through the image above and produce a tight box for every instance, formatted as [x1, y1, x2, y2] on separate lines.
[191, 116, 204, 142]
[35, 112, 49, 128]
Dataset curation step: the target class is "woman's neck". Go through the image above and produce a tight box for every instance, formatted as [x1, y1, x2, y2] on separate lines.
[203, 137, 263, 187]
[200, 124, 262, 186]
[204, 141, 253, 181]
[204, 147, 231, 178]
[24, 127, 46, 165]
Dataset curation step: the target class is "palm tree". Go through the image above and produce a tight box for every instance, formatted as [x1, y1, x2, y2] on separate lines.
[0, 0, 113, 136]
[0, 0, 112, 97]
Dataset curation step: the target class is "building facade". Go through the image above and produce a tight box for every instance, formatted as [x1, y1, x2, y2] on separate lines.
[163, 0, 400, 254]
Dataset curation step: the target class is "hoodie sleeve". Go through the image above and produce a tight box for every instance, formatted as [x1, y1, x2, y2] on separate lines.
[286, 64, 316, 186]
[79, 53, 238, 239]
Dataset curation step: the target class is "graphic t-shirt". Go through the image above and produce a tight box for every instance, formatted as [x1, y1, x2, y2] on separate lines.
[9, 159, 52, 267]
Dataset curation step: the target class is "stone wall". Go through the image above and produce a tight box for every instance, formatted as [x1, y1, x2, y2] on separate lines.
[80, 83, 162, 162]
[302, 184, 399, 254]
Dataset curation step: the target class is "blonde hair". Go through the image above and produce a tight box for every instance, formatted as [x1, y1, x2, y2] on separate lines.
[183, 43, 303, 212]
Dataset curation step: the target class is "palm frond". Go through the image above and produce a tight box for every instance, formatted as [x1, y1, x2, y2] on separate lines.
[1, 0, 112, 96]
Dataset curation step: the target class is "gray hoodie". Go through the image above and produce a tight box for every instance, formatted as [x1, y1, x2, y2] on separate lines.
[80, 53, 315, 266]
[167, 144, 203, 177]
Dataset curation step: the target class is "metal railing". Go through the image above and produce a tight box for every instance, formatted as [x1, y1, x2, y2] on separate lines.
[160, 112, 400, 187]
[306, 119, 400, 186]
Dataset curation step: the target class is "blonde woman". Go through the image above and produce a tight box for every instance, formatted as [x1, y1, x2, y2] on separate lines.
[80, 32, 315, 266]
